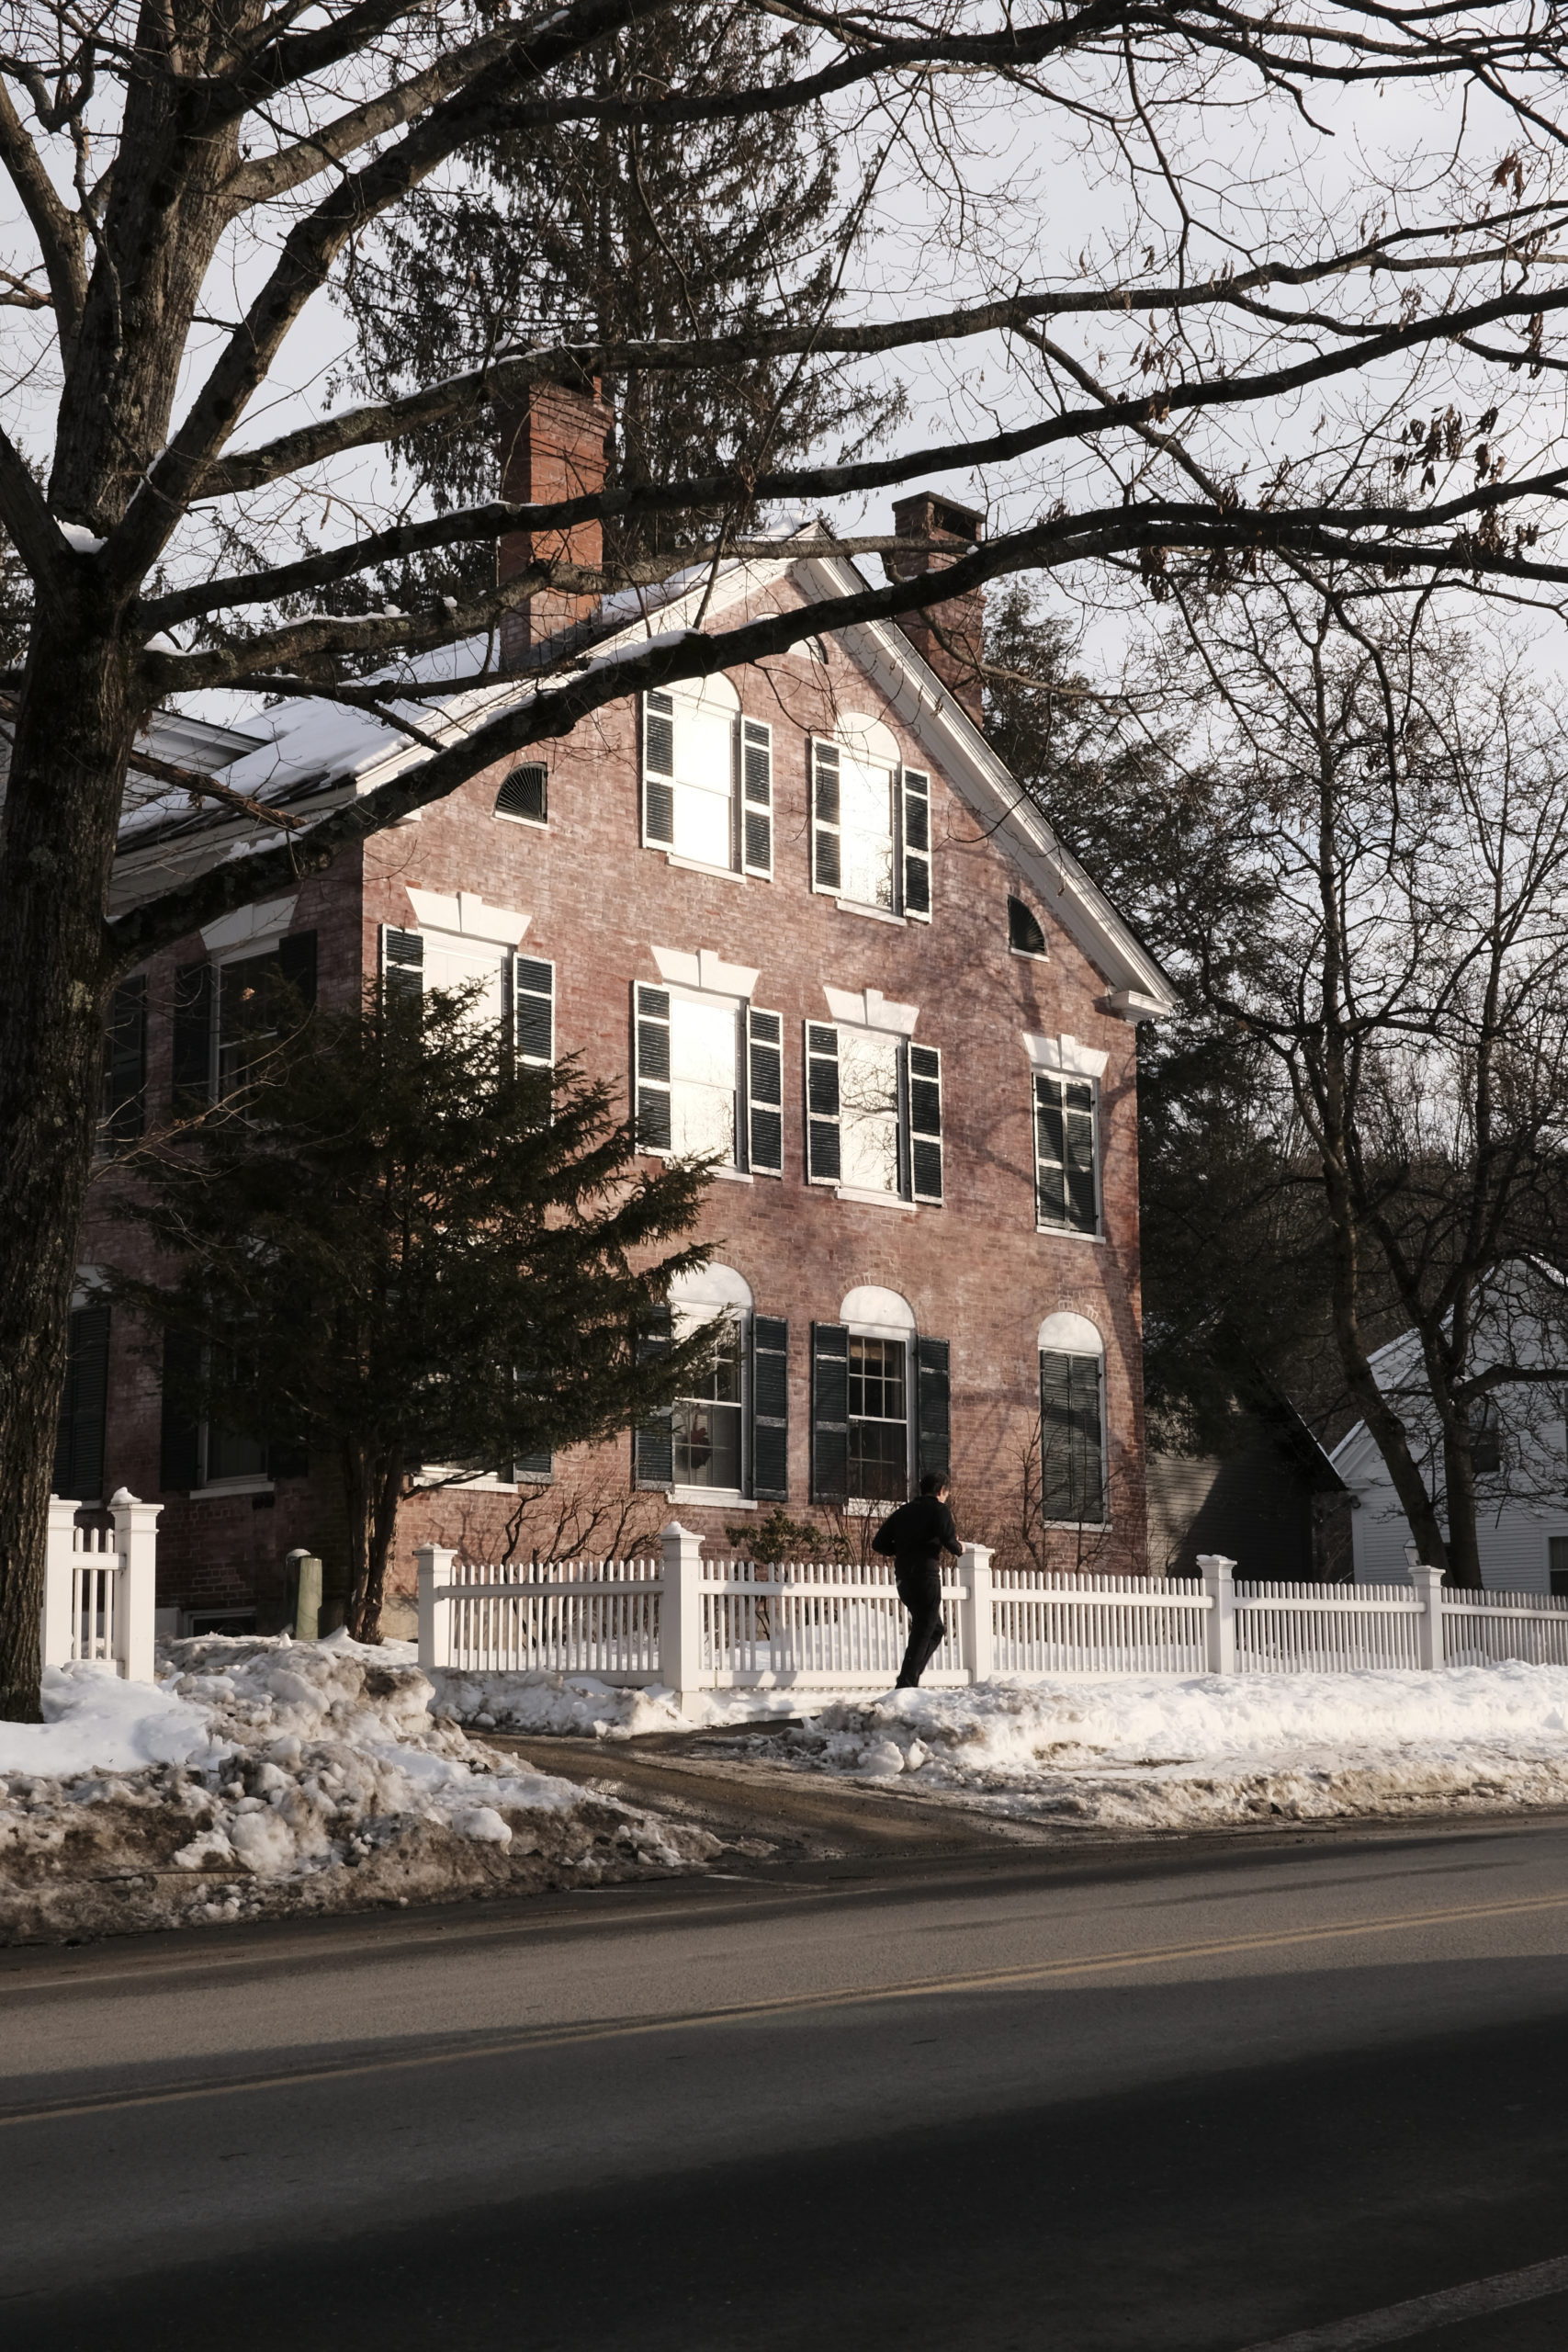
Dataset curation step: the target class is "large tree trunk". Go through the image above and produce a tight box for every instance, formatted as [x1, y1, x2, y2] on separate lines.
[0, 624, 138, 1717]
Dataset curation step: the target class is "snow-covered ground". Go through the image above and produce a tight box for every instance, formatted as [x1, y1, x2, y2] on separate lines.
[427, 1661, 1568, 1833]
[0, 1634, 716, 1943]
[763, 1666, 1568, 1830]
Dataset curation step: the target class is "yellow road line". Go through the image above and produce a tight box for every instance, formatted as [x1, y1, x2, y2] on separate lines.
[6, 1884, 1568, 2129]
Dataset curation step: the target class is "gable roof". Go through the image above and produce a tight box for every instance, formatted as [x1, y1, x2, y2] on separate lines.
[105, 534, 1177, 1009]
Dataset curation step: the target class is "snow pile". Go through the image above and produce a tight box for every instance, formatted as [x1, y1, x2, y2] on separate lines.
[426, 1667, 811, 1741]
[0, 1634, 716, 1943]
[773, 1664, 1568, 1830]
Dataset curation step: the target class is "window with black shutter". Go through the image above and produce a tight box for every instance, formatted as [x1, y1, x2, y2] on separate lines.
[495, 763, 547, 824]
[810, 741, 841, 894]
[100, 977, 147, 1148]
[171, 961, 213, 1113]
[746, 1008, 784, 1176]
[643, 690, 676, 847]
[750, 1316, 789, 1501]
[901, 769, 931, 920]
[741, 719, 773, 878]
[513, 1447, 553, 1481]
[908, 1044, 943, 1203]
[917, 1338, 951, 1484]
[512, 956, 554, 1067]
[634, 1307, 674, 1487]
[53, 1304, 110, 1502]
[1040, 1349, 1106, 1524]
[634, 984, 672, 1150]
[805, 1024, 841, 1182]
[810, 1323, 849, 1502]
[380, 925, 423, 1007]
[159, 1326, 202, 1492]
[1034, 1071, 1098, 1233]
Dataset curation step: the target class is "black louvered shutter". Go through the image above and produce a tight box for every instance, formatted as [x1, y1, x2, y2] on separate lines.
[159, 1326, 202, 1492]
[811, 1323, 849, 1503]
[1040, 1350, 1104, 1524]
[635, 984, 672, 1150]
[750, 1316, 789, 1500]
[741, 718, 773, 877]
[101, 977, 147, 1145]
[644, 691, 676, 846]
[513, 1446, 553, 1481]
[901, 769, 931, 920]
[746, 1008, 784, 1175]
[917, 1338, 951, 1485]
[908, 1043, 943, 1204]
[171, 961, 213, 1112]
[52, 1305, 110, 1501]
[811, 741, 840, 892]
[513, 956, 555, 1066]
[380, 925, 423, 1008]
[805, 1023, 840, 1182]
[634, 1306, 674, 1487]
[277, 929, 318, 1012]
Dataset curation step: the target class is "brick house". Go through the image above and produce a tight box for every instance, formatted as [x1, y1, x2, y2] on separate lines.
[59, 381, 1174, 1635]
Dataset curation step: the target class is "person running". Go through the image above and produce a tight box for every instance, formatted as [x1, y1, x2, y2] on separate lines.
[873, 1474, 962, 1690]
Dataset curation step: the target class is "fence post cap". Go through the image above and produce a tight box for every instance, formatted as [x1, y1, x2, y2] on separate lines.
[1196, 1553, 1236, 1574]
[109, 1486, 137, 1505]
[661, 1520, 698, 1539]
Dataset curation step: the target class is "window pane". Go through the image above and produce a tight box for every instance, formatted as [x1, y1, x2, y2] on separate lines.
[672, 705, 734, 865]
[673, 1400, 743, 1487]
[423, 936, 508, 1033]
[218, 952, 280, 1096]
[670, 998, 738, 1161]
[838, 1028, 900, 1193]
[838, 752, 895, 909]
[208, 1425, 268, 1482]
[848, 1336, 908, 1501]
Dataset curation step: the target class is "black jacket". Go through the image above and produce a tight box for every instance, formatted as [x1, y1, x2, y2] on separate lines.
[873, 1495, 961, 1568]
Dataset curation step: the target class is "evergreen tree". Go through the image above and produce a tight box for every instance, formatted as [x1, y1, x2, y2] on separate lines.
[106, 982, 719, 1641]
[338, 6, 896, 575]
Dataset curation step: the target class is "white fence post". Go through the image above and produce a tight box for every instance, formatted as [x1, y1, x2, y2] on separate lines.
[108, 1487, 161, 1681]
[1410, 1563, 1446, 1670]
[1199, 1554, 1236, 1675]
[960, 1542, 995, 1684]
[417, 1544, 457, 1669]
[660, 1521, 705, 1710]
[39, 1496, 80, 1669]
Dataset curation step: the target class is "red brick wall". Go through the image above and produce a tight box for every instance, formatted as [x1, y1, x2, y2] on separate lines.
[85, 579, 1150, 1632]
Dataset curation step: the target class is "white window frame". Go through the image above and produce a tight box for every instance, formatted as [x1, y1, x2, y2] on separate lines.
[636, 982, 751, 1174]
[1024, 1033, 1109, 1241]
[642, 681, 750, 878]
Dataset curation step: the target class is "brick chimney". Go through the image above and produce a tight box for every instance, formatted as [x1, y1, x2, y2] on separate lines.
[886, 492, 986, 723]
[496, 370, 614, 667]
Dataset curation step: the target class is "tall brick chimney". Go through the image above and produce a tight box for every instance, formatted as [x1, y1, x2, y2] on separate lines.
[496, 370, 614, 667]
[886, 492, 986, 723]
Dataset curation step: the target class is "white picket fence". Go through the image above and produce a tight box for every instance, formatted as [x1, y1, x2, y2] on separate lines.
[416, 1525, 1568, 1705]
[41, 1490, 160, 1679]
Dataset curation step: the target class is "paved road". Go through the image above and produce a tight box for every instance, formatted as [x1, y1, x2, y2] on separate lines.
[6, 1810, 1568, 2350]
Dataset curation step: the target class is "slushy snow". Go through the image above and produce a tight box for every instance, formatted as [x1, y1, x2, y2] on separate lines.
[770, 1665, 1568, 1829]
[0, 1634, 716, 1941]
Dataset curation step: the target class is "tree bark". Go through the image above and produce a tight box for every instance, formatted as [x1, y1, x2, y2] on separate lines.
[342, 1439, 400, 1644]
[0, 619, 139, 1717]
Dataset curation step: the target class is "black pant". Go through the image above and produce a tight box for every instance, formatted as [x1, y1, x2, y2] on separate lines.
[895, 1558, 945, 1688]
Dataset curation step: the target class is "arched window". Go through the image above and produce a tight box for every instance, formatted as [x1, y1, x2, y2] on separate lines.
[1008, 895, 1046, 956]
[1037, 1312, 1106, 1527]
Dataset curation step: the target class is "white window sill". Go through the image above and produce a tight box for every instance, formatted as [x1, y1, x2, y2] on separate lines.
[835, 898, 905, 926]
[712, 1166, 754, 1184]
[495, 812, 547, 831]
[1043, 1520, 1111, 1533]
[667, 853, 746, 885]
[1036, 1224, 1104, 1244]
[836, 1185, 918, 1214]
[1010, 945, 1048, 963]
[670, 1487, 755, 1510]
[191, 1480, 275, 1500]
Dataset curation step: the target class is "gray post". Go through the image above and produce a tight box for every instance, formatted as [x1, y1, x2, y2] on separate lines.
[286, 1549, 322, 1641]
